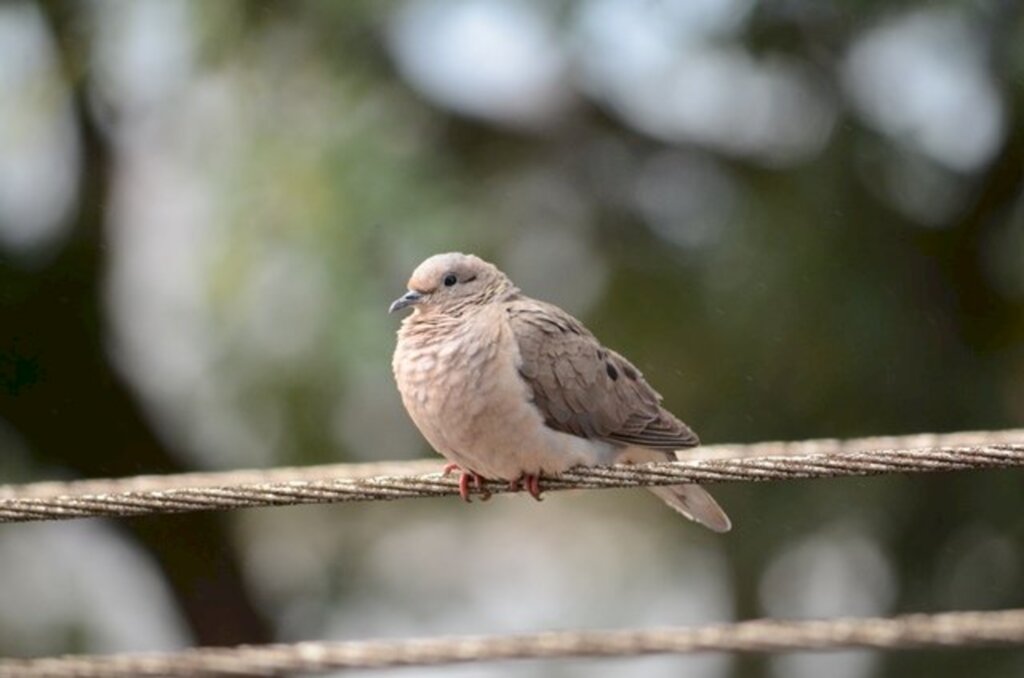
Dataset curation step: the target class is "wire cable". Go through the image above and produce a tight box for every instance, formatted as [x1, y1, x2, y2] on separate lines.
[2, 608, 1022, 677]
[1, 429, 1022, 523]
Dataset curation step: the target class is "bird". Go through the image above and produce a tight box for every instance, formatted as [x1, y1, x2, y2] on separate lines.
[389, 252, 731, 532]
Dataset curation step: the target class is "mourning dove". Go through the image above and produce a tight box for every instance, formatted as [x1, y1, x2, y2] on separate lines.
[389, 252, 731, 532]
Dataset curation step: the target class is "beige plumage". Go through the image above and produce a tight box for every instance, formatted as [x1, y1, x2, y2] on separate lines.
[390, 252, 731, 532]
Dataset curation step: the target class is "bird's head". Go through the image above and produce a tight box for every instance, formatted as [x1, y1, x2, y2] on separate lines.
[389, 252, 514, 316]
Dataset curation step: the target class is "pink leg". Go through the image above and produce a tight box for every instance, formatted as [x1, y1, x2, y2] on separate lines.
[443, 463, 490, 502]
[457, 472, 472, 502]
[526, 474, 543, 501]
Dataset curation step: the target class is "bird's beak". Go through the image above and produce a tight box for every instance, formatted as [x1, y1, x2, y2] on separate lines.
[389, 290, 423, 314]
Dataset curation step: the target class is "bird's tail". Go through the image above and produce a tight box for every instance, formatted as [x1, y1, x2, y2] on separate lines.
[647, 484, 732, 533]
[617, 447, 732, 532]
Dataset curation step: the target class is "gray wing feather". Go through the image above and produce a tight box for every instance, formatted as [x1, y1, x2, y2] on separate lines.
[507, 299, 699, 450]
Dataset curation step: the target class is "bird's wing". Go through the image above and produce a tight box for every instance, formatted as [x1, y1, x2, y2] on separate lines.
[506, 298, 698, 450]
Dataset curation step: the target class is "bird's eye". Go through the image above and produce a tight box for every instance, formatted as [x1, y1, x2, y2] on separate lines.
[443, 274, 458, 287]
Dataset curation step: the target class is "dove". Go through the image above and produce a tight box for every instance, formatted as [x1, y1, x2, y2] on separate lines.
[389, 252, 731, 532]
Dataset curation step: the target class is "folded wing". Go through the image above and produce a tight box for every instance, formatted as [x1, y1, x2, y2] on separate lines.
[507, 299, 699, 450]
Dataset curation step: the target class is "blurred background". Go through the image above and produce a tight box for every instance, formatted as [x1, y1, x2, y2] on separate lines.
[1, 0, 1023, 676]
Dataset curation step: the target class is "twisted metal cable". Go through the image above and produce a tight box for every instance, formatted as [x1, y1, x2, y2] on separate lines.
[2, 608, 1023, 677]
[1, 429, 1022, 524]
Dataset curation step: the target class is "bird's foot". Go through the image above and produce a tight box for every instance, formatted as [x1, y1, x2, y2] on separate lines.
[509, 473, 544, 501]
[442, 463, 491, 502]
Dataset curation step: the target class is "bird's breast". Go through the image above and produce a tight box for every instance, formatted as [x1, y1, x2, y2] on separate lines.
[395, 326, 496, 398]
[393, 317, 511, 449]
[393, 312, 609, 478]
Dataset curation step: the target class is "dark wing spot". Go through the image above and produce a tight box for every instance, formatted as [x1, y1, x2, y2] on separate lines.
[606, 363, 619, 380]
[622, 364, 638, 380]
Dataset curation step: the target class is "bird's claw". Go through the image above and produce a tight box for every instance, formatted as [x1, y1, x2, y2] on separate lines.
[443, 464, 541, 502]
[510, 473, 544, 501]
[443, 463, 491, 502]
